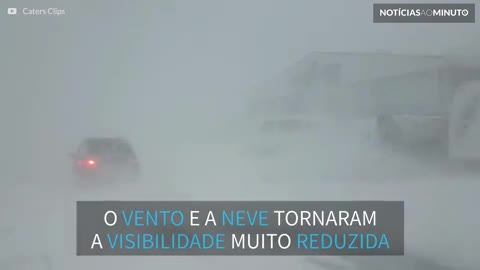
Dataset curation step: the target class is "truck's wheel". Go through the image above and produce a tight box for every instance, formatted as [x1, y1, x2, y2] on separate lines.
[448, 81, 480, 160]
[376, 115, 403, 145]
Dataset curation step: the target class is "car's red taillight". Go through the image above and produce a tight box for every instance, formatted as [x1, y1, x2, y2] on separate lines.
[78, 159, 97, 168]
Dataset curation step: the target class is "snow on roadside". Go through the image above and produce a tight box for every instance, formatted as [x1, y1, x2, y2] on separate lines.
[1, 116, 478, 269]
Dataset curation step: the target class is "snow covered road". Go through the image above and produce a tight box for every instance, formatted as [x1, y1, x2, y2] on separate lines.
[1, 117, 479, 270]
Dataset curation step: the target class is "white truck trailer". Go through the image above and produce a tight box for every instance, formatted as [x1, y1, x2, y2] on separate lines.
[251, 51, 480, 160]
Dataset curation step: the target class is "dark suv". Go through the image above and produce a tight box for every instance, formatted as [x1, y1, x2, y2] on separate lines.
[70, 137, 140, 181]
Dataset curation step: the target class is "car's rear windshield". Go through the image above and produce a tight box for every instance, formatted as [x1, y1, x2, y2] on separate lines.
[86, 139, 136, 157]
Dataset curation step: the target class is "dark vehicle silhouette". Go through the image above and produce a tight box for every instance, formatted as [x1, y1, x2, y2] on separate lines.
[70, 137, 140, 182]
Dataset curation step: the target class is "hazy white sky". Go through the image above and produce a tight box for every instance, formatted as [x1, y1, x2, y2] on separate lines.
[1, 0, 479, 158]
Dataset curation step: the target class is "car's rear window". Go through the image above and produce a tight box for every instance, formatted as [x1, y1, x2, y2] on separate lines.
[86, 140, 136, 157]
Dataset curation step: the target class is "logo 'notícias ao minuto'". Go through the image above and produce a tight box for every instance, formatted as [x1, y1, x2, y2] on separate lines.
[379, 8, 469, 18]
[373, 3, 475, 23]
